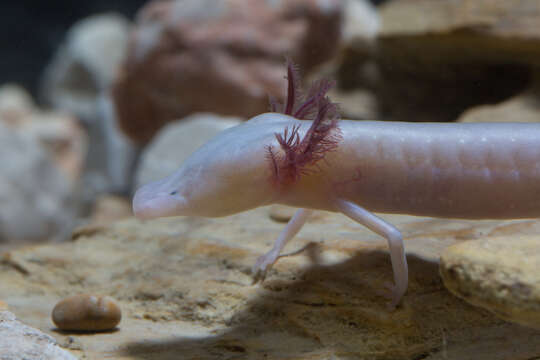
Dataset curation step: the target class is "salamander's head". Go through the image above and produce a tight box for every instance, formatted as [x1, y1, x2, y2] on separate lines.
[134, 58, 341, 220]
[133, 114, 289, 219]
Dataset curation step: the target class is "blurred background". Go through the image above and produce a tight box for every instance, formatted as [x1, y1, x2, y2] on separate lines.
[0, 0, 538, 248]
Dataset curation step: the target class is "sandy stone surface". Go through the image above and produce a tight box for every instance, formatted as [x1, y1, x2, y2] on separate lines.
[1, 207, 540, 359]
[441, 235, 540, 329]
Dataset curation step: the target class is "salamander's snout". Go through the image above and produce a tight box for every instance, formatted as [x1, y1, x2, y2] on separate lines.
[132, 179, 186, 220]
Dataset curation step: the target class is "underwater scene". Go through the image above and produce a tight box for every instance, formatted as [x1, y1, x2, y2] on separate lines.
[0, 0, 539, 359]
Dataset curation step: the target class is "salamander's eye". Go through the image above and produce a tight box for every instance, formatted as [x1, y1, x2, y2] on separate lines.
[170, 191, 178, 195]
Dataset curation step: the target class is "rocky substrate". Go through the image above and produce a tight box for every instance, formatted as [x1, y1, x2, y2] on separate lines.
[1, 207, 539, 359]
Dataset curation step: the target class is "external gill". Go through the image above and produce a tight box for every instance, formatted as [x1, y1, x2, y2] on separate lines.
[267, 58, 342, 186]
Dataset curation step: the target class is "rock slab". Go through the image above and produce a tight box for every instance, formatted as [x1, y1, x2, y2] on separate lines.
[2, 209, 540, 359]
[367, 0, 540, 123]
[440, 235, 540, 329]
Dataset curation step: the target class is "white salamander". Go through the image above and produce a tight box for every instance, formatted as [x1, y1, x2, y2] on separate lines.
[133, 60, 540, 307]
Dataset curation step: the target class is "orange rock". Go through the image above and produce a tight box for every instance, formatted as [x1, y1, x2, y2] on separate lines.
[52, 295, 121, 332]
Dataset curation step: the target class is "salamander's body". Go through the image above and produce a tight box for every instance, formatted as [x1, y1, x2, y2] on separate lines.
[133, 60, 540, 307]
[288, 119, 540, 219]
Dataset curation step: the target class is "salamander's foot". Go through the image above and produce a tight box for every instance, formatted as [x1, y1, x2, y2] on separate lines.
[380, 281, 405, 310]
[251, 249, 280, 284]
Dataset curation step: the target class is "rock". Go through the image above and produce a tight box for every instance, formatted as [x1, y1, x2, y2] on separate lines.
[328, 88, 379, 120]
[380, 0, 540, 60]
[440, 235, 540, 329]
[2, 209, 540, 358]
[0, 84, 35, 126]
[268, 205, 297, 223]
[332, 0, 381, 115]
[0, 84, 88, 183]
[458, 86, 540, 123]
[52, 294, 121, 331]
[341, 0, 379, 45]
[40, 13, 137, 196]
[135, 113, 242, 189]
[0, 311, 77, 360]
[379, 0, 540, 63]
[357, 0, 540, 122]
[113, 0, 343, 144]
[40, 13, 130, 123]
[94, 92, 138, 194]
[88, 195, 132, 227]
[24, 112, 87, 183]
[0, 122, 75, 243]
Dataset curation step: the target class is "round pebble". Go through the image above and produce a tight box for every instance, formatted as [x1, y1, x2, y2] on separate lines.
[52, 294, 121, 331]
[268, 205, 296, 223]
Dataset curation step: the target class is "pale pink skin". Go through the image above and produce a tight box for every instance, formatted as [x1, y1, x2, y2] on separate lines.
[133, 113, 540, 307]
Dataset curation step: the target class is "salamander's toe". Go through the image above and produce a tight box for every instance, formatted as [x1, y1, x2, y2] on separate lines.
[378, 281, 406, 311]
[251, 250, 280, 284]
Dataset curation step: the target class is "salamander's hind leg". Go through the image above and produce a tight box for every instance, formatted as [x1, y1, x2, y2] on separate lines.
[252, 208, 312, 283]
[336, 199, 408, 308]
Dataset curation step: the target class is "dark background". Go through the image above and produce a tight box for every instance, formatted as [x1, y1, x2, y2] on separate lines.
[0, 0, 147, 95]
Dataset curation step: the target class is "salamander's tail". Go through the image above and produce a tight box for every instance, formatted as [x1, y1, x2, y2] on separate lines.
[267, 58, 342, 186]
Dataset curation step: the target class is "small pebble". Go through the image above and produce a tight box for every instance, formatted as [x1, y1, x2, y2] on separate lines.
[52, 294, 121, 331]
[268, 205, 296, 223]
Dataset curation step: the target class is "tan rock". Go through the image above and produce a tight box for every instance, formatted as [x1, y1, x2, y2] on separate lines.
[440, 235, 540, 329]
[458, 87, 540, 123]
[113, 0, 343, 144]
[327, 88, 379, 120]
[370, 0, 540, 122]
[379, 0, 540, 62]
[268, 204, 297, 223]
[2, 208, 540, 358]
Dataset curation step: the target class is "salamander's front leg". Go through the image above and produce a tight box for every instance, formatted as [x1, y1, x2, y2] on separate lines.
[336, 199, 408, 307]
[252, 208, 312, 283]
